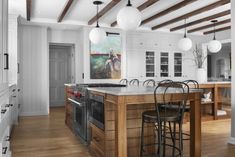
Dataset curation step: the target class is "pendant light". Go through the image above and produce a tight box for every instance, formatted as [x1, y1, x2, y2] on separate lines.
[208, 20, 222, 53]
[178, 19, 192, 51]
[89, 1, 106, 45]
[117, 0, 141, 31]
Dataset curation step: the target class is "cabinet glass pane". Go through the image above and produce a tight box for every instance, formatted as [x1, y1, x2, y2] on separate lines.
[146, 51, 155, 77]
[160, 52, 169, 77]
[174, 53, 182, 77]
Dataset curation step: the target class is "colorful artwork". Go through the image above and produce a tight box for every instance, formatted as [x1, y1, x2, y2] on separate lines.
[90, 34, 121, 79]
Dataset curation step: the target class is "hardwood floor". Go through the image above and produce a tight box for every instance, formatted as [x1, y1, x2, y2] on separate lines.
[11, 107, 235, 157]
[11, 107, 92, 157]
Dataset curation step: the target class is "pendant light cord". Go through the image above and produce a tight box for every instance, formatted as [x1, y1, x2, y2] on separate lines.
[213, 22, 216, 40]
[127, 0, 132, 6]
[184, 19, 187, 38]
[96, 4, 99, 27]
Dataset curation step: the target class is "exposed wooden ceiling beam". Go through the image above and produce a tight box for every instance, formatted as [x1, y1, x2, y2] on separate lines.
[152, 0, 230, 30]
[170, 10, 230, 32]
[57, 0, 74, 23]
[26, 0, 31, 21]
[203, 26, 231, 35]
[141, 0, 197, 25]
[188, 19, 230, 33]
[88, 0, 121, 25]
[111, 0, 159, 27]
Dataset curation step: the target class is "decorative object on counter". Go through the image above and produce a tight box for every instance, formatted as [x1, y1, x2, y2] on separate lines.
[117, 0, 141, 31]
[201, 92, 212, 102]
[90, 33, 121, 79]
[89, 1, 106, 45]
[208, 20, 222, 53]
[192, 44, 207, 83]
[178, 19, 192, 51]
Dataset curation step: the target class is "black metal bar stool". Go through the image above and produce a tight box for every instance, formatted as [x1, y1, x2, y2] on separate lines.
[143, 79, 156, 87]
[140, 81, 189, 157]
[119, 78, 128, 85]
[129, 79, 139, 86]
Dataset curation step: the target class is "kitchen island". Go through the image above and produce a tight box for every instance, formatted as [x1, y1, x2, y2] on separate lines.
[88, 86, 202, 157]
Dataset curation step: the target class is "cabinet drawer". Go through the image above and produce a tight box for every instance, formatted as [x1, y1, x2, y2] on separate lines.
[91, 124, 105, 151]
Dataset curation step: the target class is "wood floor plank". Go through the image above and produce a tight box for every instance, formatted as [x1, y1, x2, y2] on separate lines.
[11, 107, 235, 157]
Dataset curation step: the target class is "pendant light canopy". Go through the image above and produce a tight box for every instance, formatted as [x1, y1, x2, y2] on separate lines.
[89, 1, 106, 45]
[117, 0, 141, 31]
[178, 19, 192, 51]
[208, 20, 222, 53]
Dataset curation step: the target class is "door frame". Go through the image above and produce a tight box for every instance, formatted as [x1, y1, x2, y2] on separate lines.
[48, 43, 75, 110]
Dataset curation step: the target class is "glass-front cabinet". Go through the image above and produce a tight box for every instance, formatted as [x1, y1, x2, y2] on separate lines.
[145, 51, 155, 77]
[174, 53, 182, 77]
[160, 52, 169, 77]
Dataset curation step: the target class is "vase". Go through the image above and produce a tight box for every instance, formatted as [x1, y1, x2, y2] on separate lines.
[196, 68, 207, 83]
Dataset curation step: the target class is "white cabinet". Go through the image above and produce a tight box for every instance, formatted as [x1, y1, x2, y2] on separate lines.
[8, 15, 18, 85]
[0, 0, 8, 92]
[126, 50, 145, 79]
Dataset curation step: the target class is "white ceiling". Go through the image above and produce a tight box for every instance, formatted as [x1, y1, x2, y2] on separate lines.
[9, 0, 231, 34]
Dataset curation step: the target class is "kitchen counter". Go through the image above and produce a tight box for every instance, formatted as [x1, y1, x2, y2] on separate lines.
[64, 83, 76, 87]
[88, 86, 202, 96]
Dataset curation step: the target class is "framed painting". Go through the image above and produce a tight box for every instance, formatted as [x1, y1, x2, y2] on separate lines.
[90, 33, 121, 79]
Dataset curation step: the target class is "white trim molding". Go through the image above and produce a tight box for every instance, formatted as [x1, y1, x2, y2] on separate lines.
[228, 137, 235, 145]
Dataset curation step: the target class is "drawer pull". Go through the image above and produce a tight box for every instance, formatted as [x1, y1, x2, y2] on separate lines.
[2, 147, 7, 154]
[6, 136, 10, 141]
[1, 109, 7, 114]
[93, 136, 101, 142]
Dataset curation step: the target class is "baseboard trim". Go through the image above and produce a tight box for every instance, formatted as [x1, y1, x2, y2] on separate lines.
[20, 111, 49, 116]
[228, 137, 235, 145]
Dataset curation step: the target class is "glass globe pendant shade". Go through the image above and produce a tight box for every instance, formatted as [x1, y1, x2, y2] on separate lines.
[117, 6, 141, 31]
[178, 37, 193, 51]
[89, 27, 106, 45]
[208, 39, 222, 53]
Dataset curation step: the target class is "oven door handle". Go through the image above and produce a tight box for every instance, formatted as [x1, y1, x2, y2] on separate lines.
[68, 98, 84, 107]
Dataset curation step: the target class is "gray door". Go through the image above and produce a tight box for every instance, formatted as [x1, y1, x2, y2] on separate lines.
[49, 45, 72, 107]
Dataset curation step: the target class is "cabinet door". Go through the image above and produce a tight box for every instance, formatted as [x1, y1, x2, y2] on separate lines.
[145, 51, 155, 77]
[2, 0, 8, 85]
[126, 51, 145, 78]
[173, 53, 182, 77]
[0, 0, 3, 87]
[160, 52, 169, 77]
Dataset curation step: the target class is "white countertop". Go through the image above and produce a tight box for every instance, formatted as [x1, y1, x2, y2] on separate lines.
[88, 86, 202, 96]
[64, 83, 76, 87]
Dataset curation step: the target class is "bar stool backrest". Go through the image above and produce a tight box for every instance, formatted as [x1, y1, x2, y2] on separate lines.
[119, 79, 128, 85]
[183, 80, 199, 89]
[143, 79, 156, 87]
[129, 79, 139, 86]
[154, 81, 190, 122]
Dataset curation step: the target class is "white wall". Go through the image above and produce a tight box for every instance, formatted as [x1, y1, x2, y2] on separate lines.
[18, 25, 49, 116]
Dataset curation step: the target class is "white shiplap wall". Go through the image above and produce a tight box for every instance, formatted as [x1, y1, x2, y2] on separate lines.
[18, 25, 49, 116]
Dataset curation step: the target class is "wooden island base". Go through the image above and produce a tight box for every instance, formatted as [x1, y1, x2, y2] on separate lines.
[89, 101, 156, 157]
[89, 91, 201, 157]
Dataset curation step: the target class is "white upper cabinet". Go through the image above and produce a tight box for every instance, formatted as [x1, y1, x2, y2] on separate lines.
[8, 15, 18, 85]
[0, 0, 8, 91]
